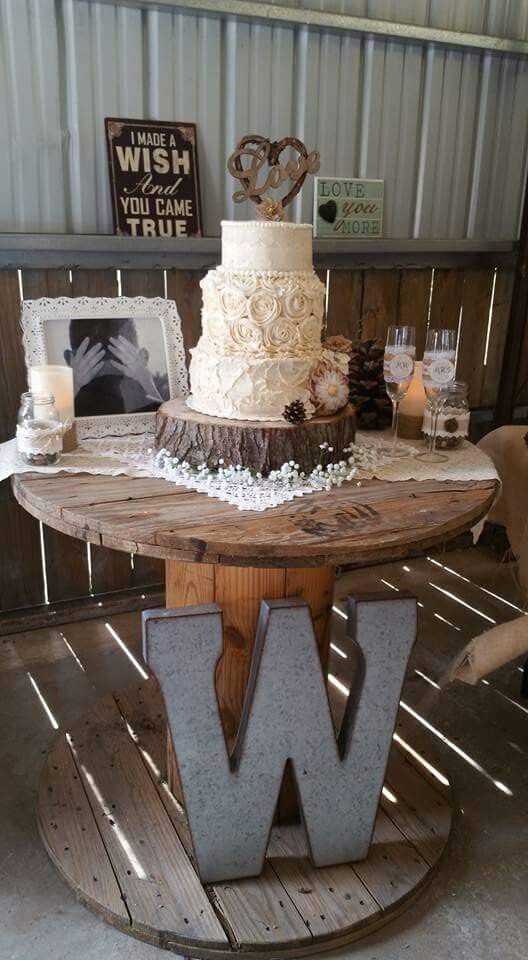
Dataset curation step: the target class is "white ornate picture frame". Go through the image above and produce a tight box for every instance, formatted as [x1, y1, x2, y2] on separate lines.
[20, 296, 188, 439]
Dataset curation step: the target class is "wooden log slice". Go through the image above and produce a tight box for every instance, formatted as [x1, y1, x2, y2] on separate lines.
[156, 399, 356, 475]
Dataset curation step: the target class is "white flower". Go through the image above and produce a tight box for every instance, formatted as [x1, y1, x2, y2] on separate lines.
[311, 367, 349, 415]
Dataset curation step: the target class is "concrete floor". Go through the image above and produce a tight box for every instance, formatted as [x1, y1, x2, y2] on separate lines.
[1, 545, 527, 960]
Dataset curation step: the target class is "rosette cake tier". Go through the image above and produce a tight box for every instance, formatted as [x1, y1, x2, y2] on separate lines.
[187, 220, 325, 421]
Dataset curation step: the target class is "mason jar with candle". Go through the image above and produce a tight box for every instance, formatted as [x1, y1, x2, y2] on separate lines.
[16, 392, 63, 466]
[422, 381, 470, 450]
[29, 364, 77, 451]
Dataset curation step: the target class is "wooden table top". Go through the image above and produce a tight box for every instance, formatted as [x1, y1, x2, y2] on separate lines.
[12, 470, 497, 569]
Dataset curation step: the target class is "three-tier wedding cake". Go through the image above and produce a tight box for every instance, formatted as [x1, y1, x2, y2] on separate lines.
[187, 220, 327, 421]
[156, 135, 355, 475]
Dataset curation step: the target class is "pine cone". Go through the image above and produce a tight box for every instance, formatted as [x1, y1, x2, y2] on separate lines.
[283, 399, 307, 424]
[349, 338, 392, 430]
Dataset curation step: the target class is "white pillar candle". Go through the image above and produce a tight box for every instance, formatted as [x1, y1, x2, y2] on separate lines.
[29, 365, 75, 424]
[397, 361, 426, 439]
[399, 361, 426, 418]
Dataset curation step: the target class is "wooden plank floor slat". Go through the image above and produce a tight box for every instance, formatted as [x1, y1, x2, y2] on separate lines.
[213, 863, 313, 949]
[351, 809, 430, 909]
[61, 618, 145, 698]
[114, 683, 194, 861]
[269, 856, 379, 939]
[384, 750, 452, 865]
[38, 736, 130, 925]
[67, 696, 229, 948]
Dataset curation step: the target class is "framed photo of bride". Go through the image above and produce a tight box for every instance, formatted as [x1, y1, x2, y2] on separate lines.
[20, 297, 188, 439]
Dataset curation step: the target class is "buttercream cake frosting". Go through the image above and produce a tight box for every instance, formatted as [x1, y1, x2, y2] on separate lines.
[187, 220, 325, 421]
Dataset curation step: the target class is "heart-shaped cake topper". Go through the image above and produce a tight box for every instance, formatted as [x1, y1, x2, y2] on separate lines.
[227, 135, 320, 220]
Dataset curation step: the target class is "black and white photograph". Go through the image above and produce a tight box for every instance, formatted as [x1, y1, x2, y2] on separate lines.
[20, 296, 187, 437]
[46, 313, 170, 417]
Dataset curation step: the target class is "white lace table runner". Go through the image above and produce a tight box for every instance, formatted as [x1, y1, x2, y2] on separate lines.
[0, 430, 499, 513]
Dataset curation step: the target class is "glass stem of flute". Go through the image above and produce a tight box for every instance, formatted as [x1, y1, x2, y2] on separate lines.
[391, 399, 400, 455]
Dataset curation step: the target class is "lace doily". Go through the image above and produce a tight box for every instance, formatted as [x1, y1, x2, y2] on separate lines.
[1, 431, 499, 514]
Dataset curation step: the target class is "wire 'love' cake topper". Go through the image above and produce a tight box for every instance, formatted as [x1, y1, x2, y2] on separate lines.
[227, 135, 320, 221]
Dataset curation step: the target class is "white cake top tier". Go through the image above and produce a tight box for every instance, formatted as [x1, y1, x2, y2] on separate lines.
[221, 220, 313, 273]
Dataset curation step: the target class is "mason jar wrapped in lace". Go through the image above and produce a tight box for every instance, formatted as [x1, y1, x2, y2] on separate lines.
[16, 392, 63, 466]
[422, 381, 469, 450]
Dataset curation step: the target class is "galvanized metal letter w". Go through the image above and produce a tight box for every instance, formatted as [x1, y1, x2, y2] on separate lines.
[143, 594, 416, 883]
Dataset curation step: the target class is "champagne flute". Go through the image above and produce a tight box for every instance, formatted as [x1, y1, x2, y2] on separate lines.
[416, 328, 457, 463]
[383, 325, 416, 457]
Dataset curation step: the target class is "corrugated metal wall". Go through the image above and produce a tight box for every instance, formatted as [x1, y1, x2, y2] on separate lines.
[1, 0, 528, 238]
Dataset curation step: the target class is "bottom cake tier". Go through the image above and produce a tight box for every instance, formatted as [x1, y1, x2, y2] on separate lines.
[187, 345, 317, 421]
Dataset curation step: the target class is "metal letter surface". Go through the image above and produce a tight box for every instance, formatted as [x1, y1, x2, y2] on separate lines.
[143, 593, 416, 883]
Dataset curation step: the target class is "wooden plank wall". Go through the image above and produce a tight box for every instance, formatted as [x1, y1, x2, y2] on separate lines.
[0, 263, 515, 615]
[325, 265, 515, 409]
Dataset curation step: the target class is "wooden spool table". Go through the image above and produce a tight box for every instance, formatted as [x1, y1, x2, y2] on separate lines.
[13, 469, 497, 957]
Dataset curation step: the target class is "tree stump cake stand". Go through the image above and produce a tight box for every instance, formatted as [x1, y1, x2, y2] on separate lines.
[13, 470, 497, 957]
[155, 398, 357, 475]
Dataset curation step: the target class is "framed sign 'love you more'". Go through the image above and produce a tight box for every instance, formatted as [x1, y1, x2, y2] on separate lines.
[314, 177, 384, 239]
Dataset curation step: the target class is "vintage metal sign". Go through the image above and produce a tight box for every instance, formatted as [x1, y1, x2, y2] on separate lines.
[105, 117, 202, 238]
[314, 177, 384, 238]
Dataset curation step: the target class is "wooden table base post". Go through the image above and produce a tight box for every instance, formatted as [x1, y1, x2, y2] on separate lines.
[164, 559, 336, 821]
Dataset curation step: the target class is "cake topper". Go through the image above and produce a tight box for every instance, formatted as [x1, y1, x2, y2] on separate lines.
[227, 135, 320, 221]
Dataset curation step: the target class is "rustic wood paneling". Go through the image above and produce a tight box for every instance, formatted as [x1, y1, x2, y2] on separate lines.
[22, 268, 72, 299]
[429, 268, 464, 330]
[361, 270, 400, 341]
[515, 320, 528, 406]
[481, 269, 514, 409]
[119, 269, 164, 299]
[0, 270, 44, 610]
[513, 253, 528, 406]
[398, 269, 432, 358]
[457, 270, 495, 407]
[70, 269, 118, 297]
[166, 269, 205, 368]
[325, 270, 363, 342]
[0, 271, 26, 442]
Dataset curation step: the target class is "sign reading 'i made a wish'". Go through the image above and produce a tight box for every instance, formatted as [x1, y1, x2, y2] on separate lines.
[314, 177, 384, 239]
[105, 117, 203, 238]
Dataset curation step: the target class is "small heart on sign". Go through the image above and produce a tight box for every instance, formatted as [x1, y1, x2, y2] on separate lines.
[318, 200, 337, 224]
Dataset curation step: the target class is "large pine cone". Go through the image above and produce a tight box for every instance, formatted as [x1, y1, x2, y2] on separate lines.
[349, 338, 392, 430]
